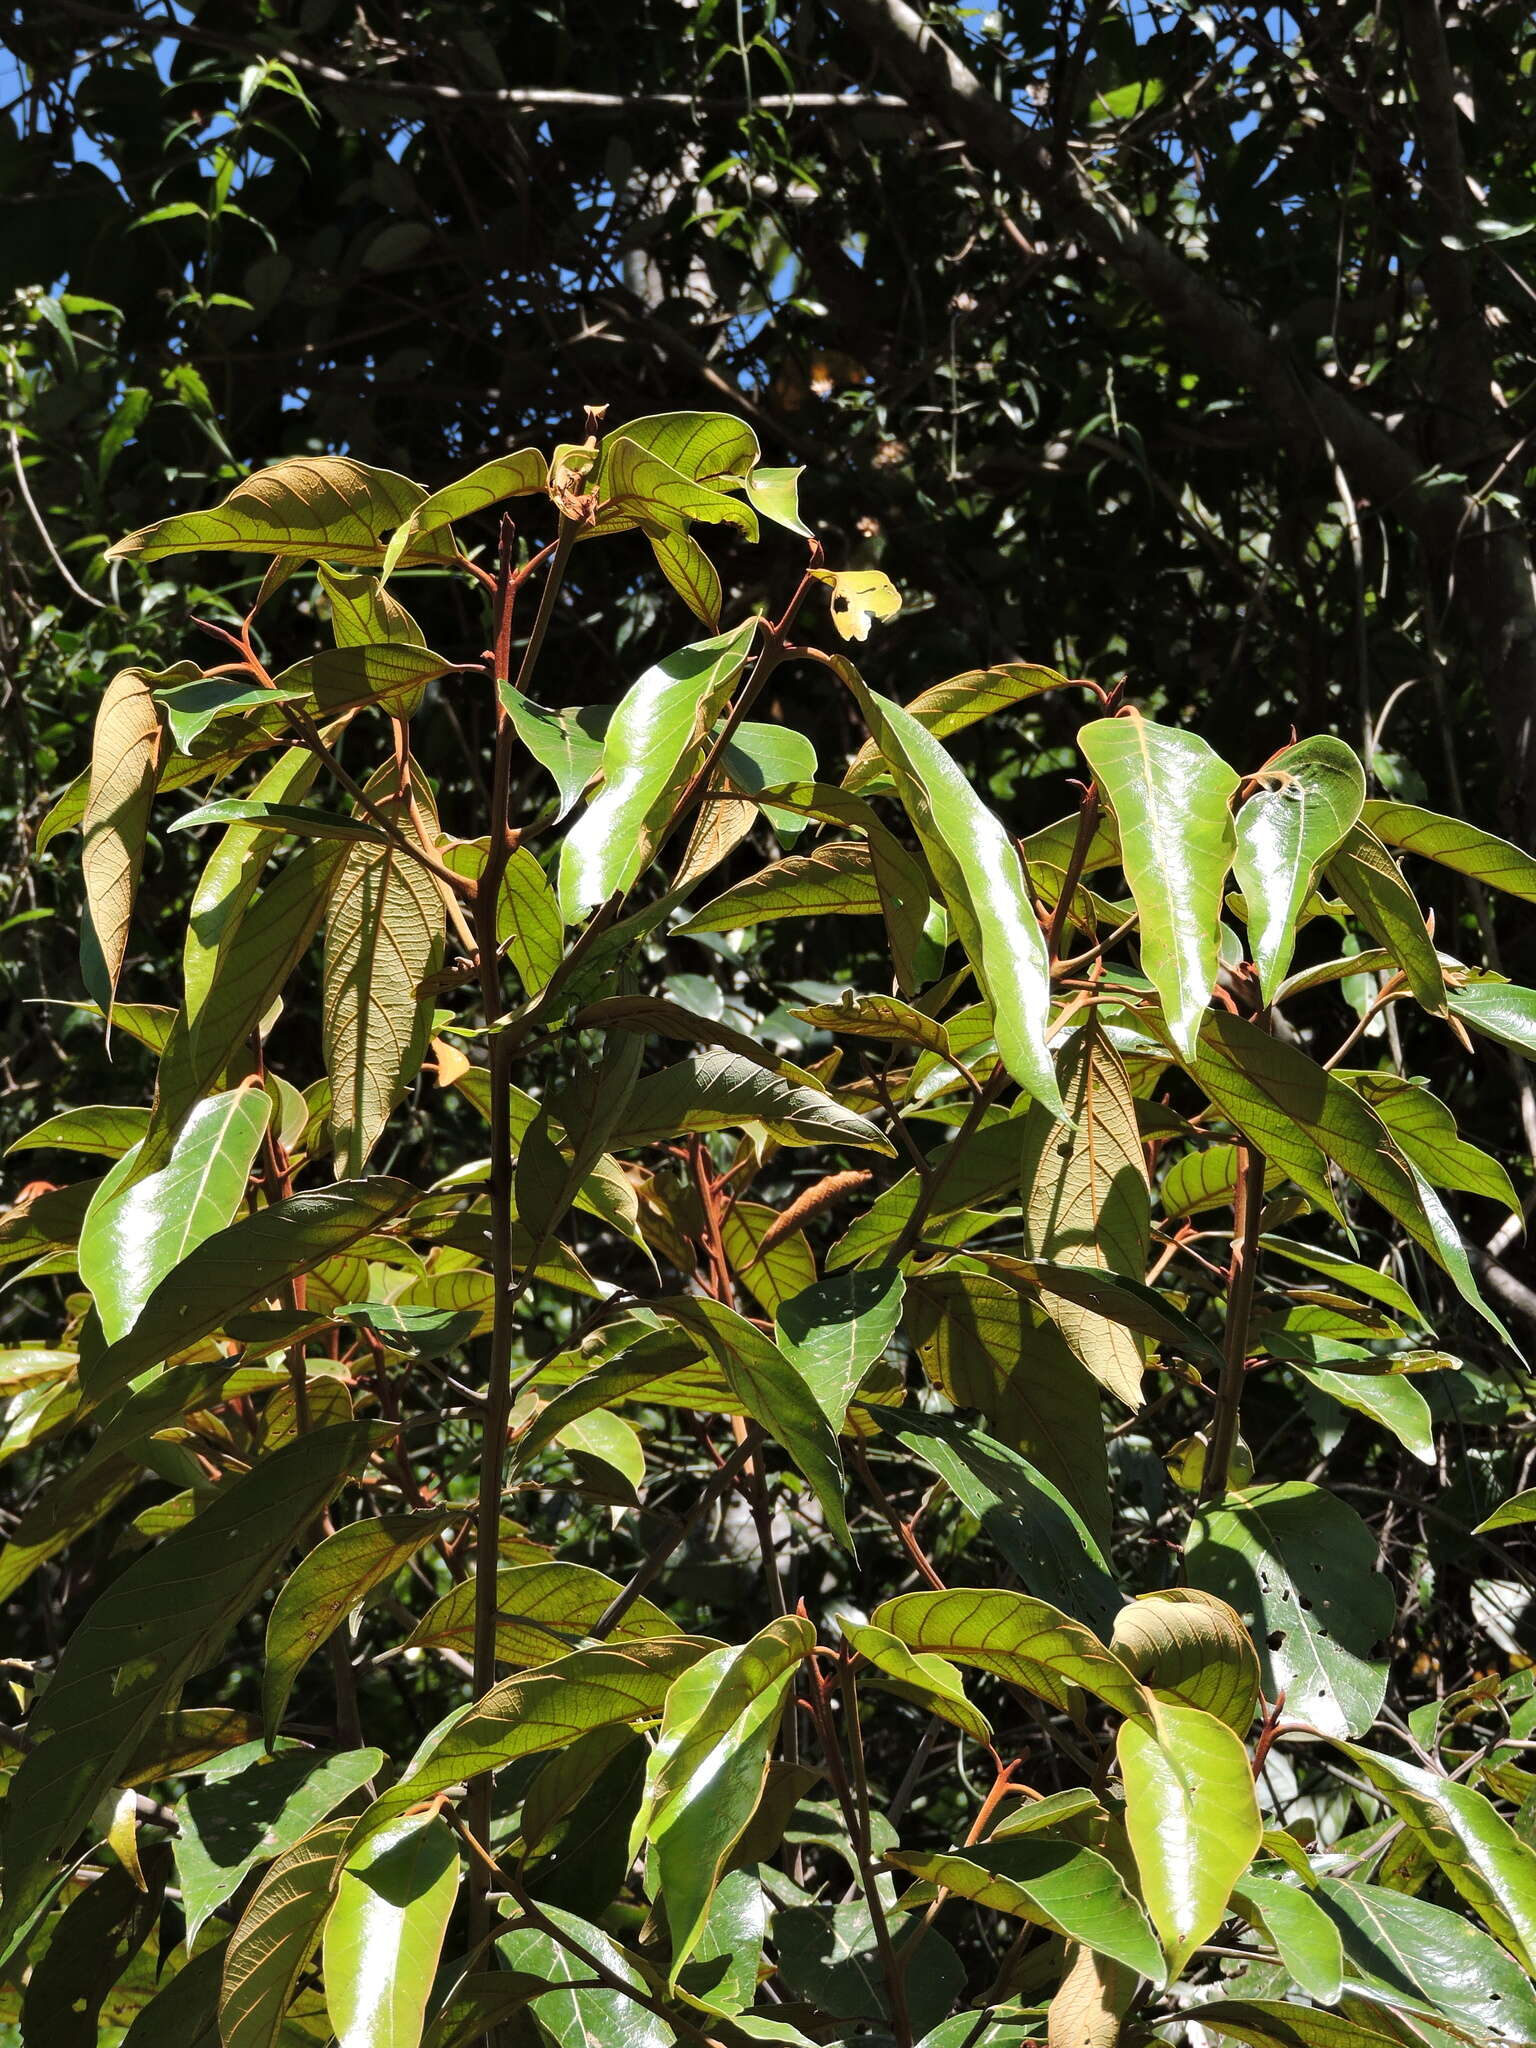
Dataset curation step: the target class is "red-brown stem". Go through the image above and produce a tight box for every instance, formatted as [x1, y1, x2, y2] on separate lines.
[1202, 1139, 1266, 1501]
[1047, 783, 1100, 966]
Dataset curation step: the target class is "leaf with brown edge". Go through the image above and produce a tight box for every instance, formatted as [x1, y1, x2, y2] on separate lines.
[81, 665, 174, 1019]
[871, 1587, 1149, 1719]
[106, 455, 457, 568]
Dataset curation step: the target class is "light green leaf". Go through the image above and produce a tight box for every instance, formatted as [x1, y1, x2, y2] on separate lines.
[500, 688, 609, 821]
[263, 1512, 455, 1743]
[1475, 1488, 1536, 1534]
[791, 989, 953, 1058]
[1109, 1589, 1261, 1733]
[323, 1813, 458, 2048]
[319, 564, 426, 649]
[1324, 825, 1447, 1013]
[609, 411, 760, 488]
[775, 1266, 905, 1434]
[175, 1743, 383, 1943]
[888, 1837, 1164, 1983]
[1187, 1481, 1394, 1738]
[323, 767, 445, 1175]
[872, 1587, 1148, 1718]
[1259, 1235, 1431, 1329]
[379, 446, 548, 578]
[1291, 1363, 1435, 1463]
[170, 799, 393, 844]
[840, 1619, 993, 1743]
[843, 662, 1077, 793]
[743, 462, 810, 536]
[181, 745, 321, 1020]
[154, 676, 311, 754]
[1363, 797, 1536, 904]
[847, 672, 1061, 1113]
[84, 1178, 414, 1401]
[107, 456, 456, 568]
[1078, 711, 1239, 1057]
[660, 1295, 852, 1549]
[496, 1902, 672, 2048]
[1177, 2000, 1399, 2048]
[1343, 1071, 1520, 1216]
[1232, 1875, 1345, 2003]
[1344, 1744, 1536, 1972]
[404, 1559, 672, 1665]
[557, 619, 759, 917]
[1445, 977, 1536, 1057]
[8, 1103, 151, 1159]
[1119, 1700, 1262, 1978]
[78, 1086, 272, 1345]
[218, 1818, 350, 2048]
[81, 664, 169, 1018]
[677, 840, 883, 932]
[1234, 737, 1365, 1000]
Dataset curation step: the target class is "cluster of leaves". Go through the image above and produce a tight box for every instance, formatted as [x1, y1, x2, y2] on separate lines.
[3, 407, 1536, 2048]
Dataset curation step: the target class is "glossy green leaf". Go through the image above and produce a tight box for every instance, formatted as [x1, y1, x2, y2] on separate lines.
[1020, 1017, 1152, 1405]
[1233, 1875, 1346, 2003]
[774, 1266, 904, 1434]
[1476, 1489, 1536, 1533]
[558, 618, 758, 916]
[1445, 977, 1536, 1057]
[154, 675, 310, 754]
[849, 672, 1061, 1113]
[80, 664, 169, 1017]
[500, 688, 609, 821]
[1234, 737, 1365, 999]
[1119, 1700, 1262, 1977]
[640, 1617, 811, 1976]
[844, 661, 1076, 792]
[1363, 797, 1536, 904]
[78, 1086, 271, 1346]
[774, 1900, 962, 2034]
[264, 1511, 455, 1743]
[85, 1178, 413, 1401]
[322, 768, 444, 1175]
[1078, 712, 1239, 1056]
[0, 1422, 387, 1941]
[1184, 1999, 1400, 2048]
[1324, 825, 1447, 1012]
[840, 1619, 993, 1743]
[323, 1813, 458, 2048]
[872, 1587, 1148, 1718]
[1343, 1071, 1519, 1215]
[1187, 1481, 1394, 1738]
[1344, 1744, 1536, 1971]
[1292, 1362, 1435, 1462]
[1319, 1873, 1536, 2040]
[175, 1743, 383, 1942]
[611, 1050, 893, 1154]
[107, 456, 457, 567]
[496, 1902, 672, 2048]
[889, 1837, 1164, 1983]
[743, 462, 810, 536]
[871, 1405, 1119, 1633]
[661, 1295, 852, 1548]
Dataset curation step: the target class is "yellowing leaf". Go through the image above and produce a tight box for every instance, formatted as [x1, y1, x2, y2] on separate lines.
[810, 566, 902, 640]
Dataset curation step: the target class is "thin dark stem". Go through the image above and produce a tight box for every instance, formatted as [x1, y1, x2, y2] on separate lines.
[590, 1438, 755, 1640]
[1046, 784, 1100, 966]
[1202, 1140, 1266, 1501]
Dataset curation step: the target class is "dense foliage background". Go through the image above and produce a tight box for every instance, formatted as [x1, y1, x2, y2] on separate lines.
[3, 4, 1536, 2045]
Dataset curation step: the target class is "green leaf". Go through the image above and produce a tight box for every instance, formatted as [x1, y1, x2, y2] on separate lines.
[1232, 1874, 1344, 2002]
[318, 565, 427, 650]
[608, 411, 760, 488]
[791, 989, 954, 1058]
[1259, 1235, 1431, 1329]
[677, 840, 884, 932]
[175, 1743, 383, 1942]
[1020, 1017, 1152, 1405]
[840, 1619, 993, 1743]
[84, 1178, 413, 1401]
[355, 1637, 712, 1840]
[219, 1818, 350, 2048]
[743, 463, 810, 536]
[1118, 1700, 1262, 1978]
[888, 1838, 1164, 1983]
[1475, 1489, 1536, 1533]
[379, 446, 548, 577]
[1110, 1589, 1261, 1733]
[496, 1902, 672, 2048]
[1078, 711, 1239, 1057]
[1292, 1362, 1435, 1463]
[611, 1051, 894, 1154]
[640, 1617, 812, 1977]
[1184, 1999, 1400, 2048]
[78, 1086, 272, 1345]
[0, 1422, 388, 1941]
[1317, 1873, 1536, 2040]
[847, 672, 1062, 1114]
[263, 1511, 455, 1742]
[660, 1295, 852, 1548]
[721, 1200, 818, 1316]
[870, 1406, 1119, 1633]
[81, 665, 169, 1017]
[904, 1269, 1112, 1546]
[1234, 737, 1365, 1000]
[501, 688, 609, 821]
[1445, 977, 1536, 1057]
[774, 1266, 905, 1434]
[118, 1938, 228, 2048]
[557, 619, 759, 917]
[1363, 797, 1536, 904]
[107, 456, 457, 567]
[775, 1900, 962, 2034]
[872, 1587, 1148, 1718]
[323, 1813, 459, 2048]
[170, 799, 394, 845]
[155, 676, 311, 754]
[1324, 825, 1447, 1012]
[323, 768, 445, 1174]
[181, 746, 322, 1020]
[499, 845, 565, 995]
[9, 1102, 151, 1159]
[1343, 1072, 1520, 1215]
[1343, 1745, 1536, 1972]
[1187, 1481, 1395, 1738]
[281, 641, 474, 720]
[843, 662, 1076, 792]
[404, 1560, 672, 1665]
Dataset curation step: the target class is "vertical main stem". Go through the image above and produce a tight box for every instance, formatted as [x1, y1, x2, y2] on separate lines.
[1203, 1138, 1266, 1502]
